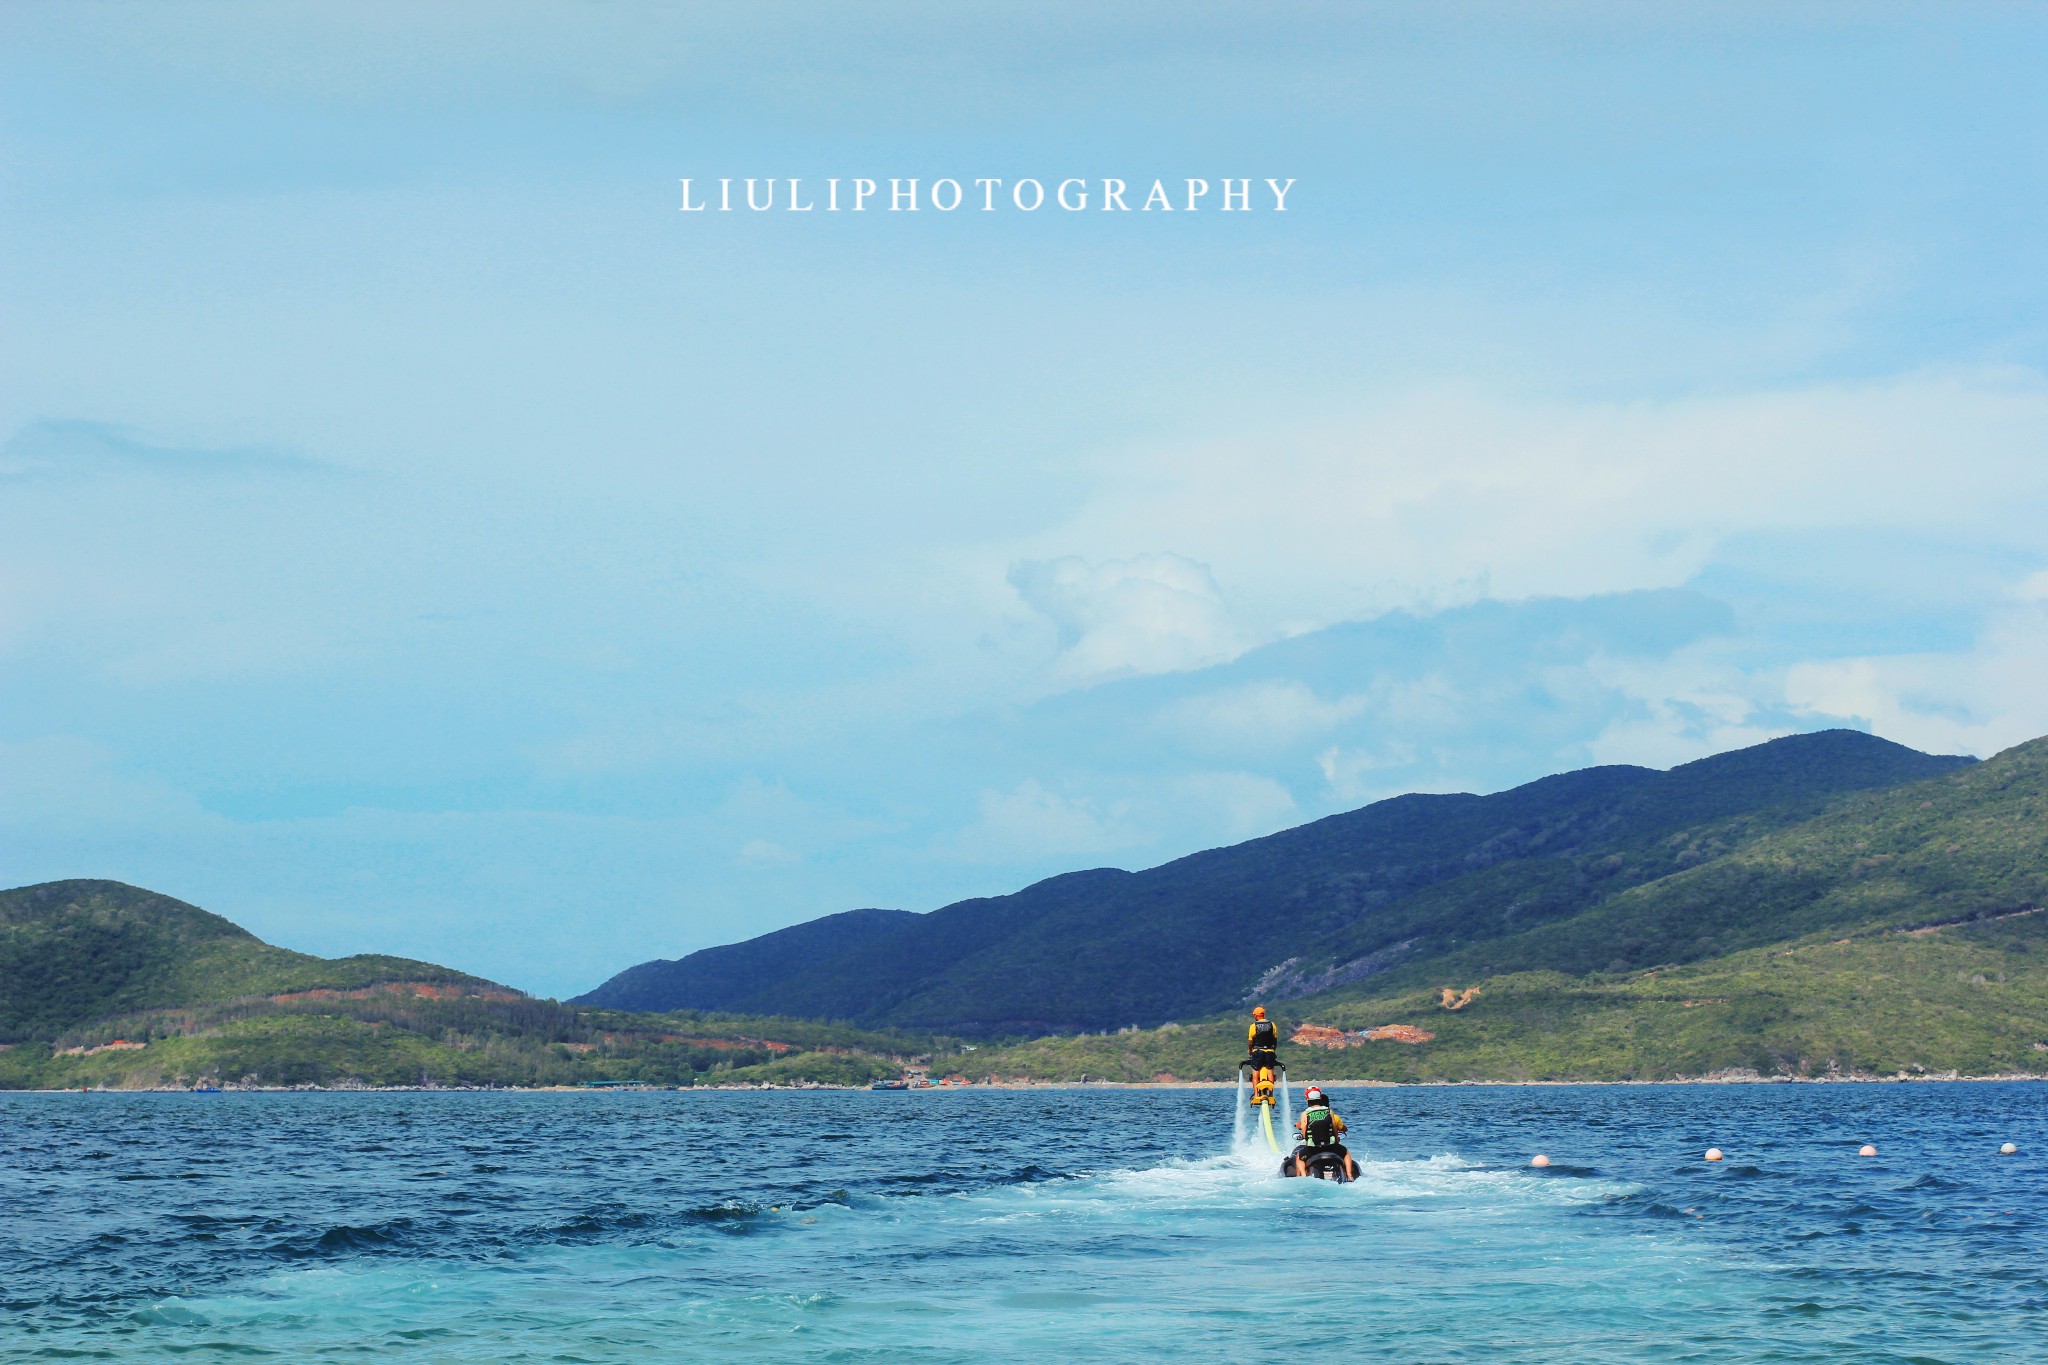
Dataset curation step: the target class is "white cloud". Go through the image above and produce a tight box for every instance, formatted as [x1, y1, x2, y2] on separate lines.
[1570, 570, 2048, 768]
[951, 770, 1296, 865]
[710, 777, 893, 863]
[1173, 770, 1301, 843]
[1007, 552, 1246, 685]
[1012, 367, 2048, 638]
[953, 780, 1137, 863]
[737, 838, 798, 866]
[1316, 741, 1450, 805]
[1782, 591, 2048, 759]
[1576, 645, 1806, 770]
[1157, 680, 1370, 755]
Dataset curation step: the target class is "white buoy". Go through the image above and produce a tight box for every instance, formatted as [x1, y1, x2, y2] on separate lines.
[1858, 1144, 1878, 1157]
[1530, 1154, 1550, 1168]
[1704, 1148, 1724, 1162]
[2001, 1142, 2018, 1155]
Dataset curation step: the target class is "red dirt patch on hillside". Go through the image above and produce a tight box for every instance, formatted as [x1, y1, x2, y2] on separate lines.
[1292, 1023, 1435, 1047]
[1291, 1024, 1350, 1047]
[1364, 1024, 1435, 1043]
[53, 1039, 148, 1057]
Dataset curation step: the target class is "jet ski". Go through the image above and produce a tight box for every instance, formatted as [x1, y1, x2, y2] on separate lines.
[1282, 1147, 1357, 1182]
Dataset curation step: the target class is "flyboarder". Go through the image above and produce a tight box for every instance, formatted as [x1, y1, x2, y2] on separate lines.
[1243, 1006, 1287, 1153]
[1287, 1085, 1360, 1180]
[1245, 1006, 1279, 1075]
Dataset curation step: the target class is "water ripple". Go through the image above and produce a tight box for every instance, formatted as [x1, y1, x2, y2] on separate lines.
[2, 1085, 2045, 1362]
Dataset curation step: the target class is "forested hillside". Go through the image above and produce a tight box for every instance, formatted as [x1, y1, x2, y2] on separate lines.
[577, 730, 1974, 1032]
[966, 736, 2048, 1083]
[10, 730, 2044, 1089]
[0, 880, 482, 1042]
[0, 881, 932, 1090]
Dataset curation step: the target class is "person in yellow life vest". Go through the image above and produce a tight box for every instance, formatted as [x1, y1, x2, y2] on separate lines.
[1245, 1006, 1279, 1075]
[1290, 1085, 1359, 1179]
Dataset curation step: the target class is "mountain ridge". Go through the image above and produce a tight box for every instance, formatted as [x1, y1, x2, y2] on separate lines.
[574, 729, 1976, 1031]
[0, 880, 929, 1090]
[954, 736, 2048, 1084]
[0, 879, 494, 1043]
[12, 727, 2048, 1090]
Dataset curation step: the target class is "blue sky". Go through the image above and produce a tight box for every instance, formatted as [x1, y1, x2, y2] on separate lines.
[5, 3, 2048, 996]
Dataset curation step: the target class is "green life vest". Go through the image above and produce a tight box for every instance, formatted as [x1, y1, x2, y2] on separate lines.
[1302, 1104, 1340, 1147]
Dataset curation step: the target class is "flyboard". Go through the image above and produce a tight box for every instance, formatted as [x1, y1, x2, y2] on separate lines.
[1240, 1062, 1286, 1153]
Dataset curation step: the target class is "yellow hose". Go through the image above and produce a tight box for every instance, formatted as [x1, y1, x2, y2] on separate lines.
[1259, 1102, 1280, 1154]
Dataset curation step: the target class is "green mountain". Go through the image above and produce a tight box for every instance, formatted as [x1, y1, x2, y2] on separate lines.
[1334, 730, 2048, 992]
[0, 879, 485, 1042]
[576, 730, 1974, 1032]
[963, 735, 2048, 1083]
[0, 880, 928, 1090]
[583, 906, 923, 1015]
[11, 729, 2042, 1089]
[962, 916, 2048, 1084]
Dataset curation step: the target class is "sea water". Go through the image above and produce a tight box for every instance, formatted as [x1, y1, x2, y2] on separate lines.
[4, 1083, 2045, 1362]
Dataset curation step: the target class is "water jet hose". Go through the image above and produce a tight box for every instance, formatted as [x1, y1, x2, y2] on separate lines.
[1260, 1102, 1280, 1154]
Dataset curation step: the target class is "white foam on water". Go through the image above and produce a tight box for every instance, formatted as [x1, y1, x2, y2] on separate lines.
[106, 1132, 1686, 1364]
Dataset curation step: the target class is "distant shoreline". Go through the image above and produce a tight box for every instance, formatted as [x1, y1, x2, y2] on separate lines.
[11, 1072, 2045, 1095]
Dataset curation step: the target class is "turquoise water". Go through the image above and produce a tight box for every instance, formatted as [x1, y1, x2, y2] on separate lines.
[4, 1083, 2045, 1362]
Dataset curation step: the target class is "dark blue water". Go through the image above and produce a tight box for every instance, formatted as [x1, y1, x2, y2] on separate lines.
[3, 1084, 2044, 1362]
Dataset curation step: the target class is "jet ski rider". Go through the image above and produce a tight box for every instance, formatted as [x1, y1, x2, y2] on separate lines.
[1291, 1085, 1360, 1179]
[1246, 1006, 1279, 1075]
